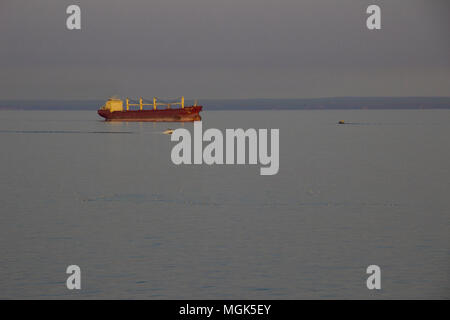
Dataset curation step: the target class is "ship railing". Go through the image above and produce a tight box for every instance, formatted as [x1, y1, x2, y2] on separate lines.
[125, 96, 186, 111]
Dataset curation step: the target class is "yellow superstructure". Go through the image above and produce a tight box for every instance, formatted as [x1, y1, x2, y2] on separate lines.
[101, 98, 124, 112]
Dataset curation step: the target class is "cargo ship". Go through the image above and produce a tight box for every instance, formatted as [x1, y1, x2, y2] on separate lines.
[98, 96, 202, 122]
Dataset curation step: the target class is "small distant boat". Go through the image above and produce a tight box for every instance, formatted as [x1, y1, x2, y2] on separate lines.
[163, 129, 174, 135]
[338, 120, 345, 124]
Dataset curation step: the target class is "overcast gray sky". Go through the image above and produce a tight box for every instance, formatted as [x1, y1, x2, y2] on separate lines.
[0, 0, 449, 99]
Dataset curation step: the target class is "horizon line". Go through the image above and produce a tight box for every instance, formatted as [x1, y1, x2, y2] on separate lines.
[1, 96, 450, 101]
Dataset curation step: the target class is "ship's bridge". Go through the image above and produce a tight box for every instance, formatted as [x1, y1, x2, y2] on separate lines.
[101, 98, 124, 112]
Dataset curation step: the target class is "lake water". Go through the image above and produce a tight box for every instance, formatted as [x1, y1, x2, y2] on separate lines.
[0, 110, 449, 299]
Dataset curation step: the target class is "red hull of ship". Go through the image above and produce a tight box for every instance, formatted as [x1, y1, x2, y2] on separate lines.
[97, 106, 202, 122]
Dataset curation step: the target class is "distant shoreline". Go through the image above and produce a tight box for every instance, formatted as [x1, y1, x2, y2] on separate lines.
[1, 97, 449, 110]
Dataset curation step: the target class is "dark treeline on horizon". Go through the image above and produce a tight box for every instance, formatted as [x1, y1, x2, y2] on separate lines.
[0, 97, 449, 111]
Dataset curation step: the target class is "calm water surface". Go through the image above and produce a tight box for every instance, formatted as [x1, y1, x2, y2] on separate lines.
[0, 110, 449, 299]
